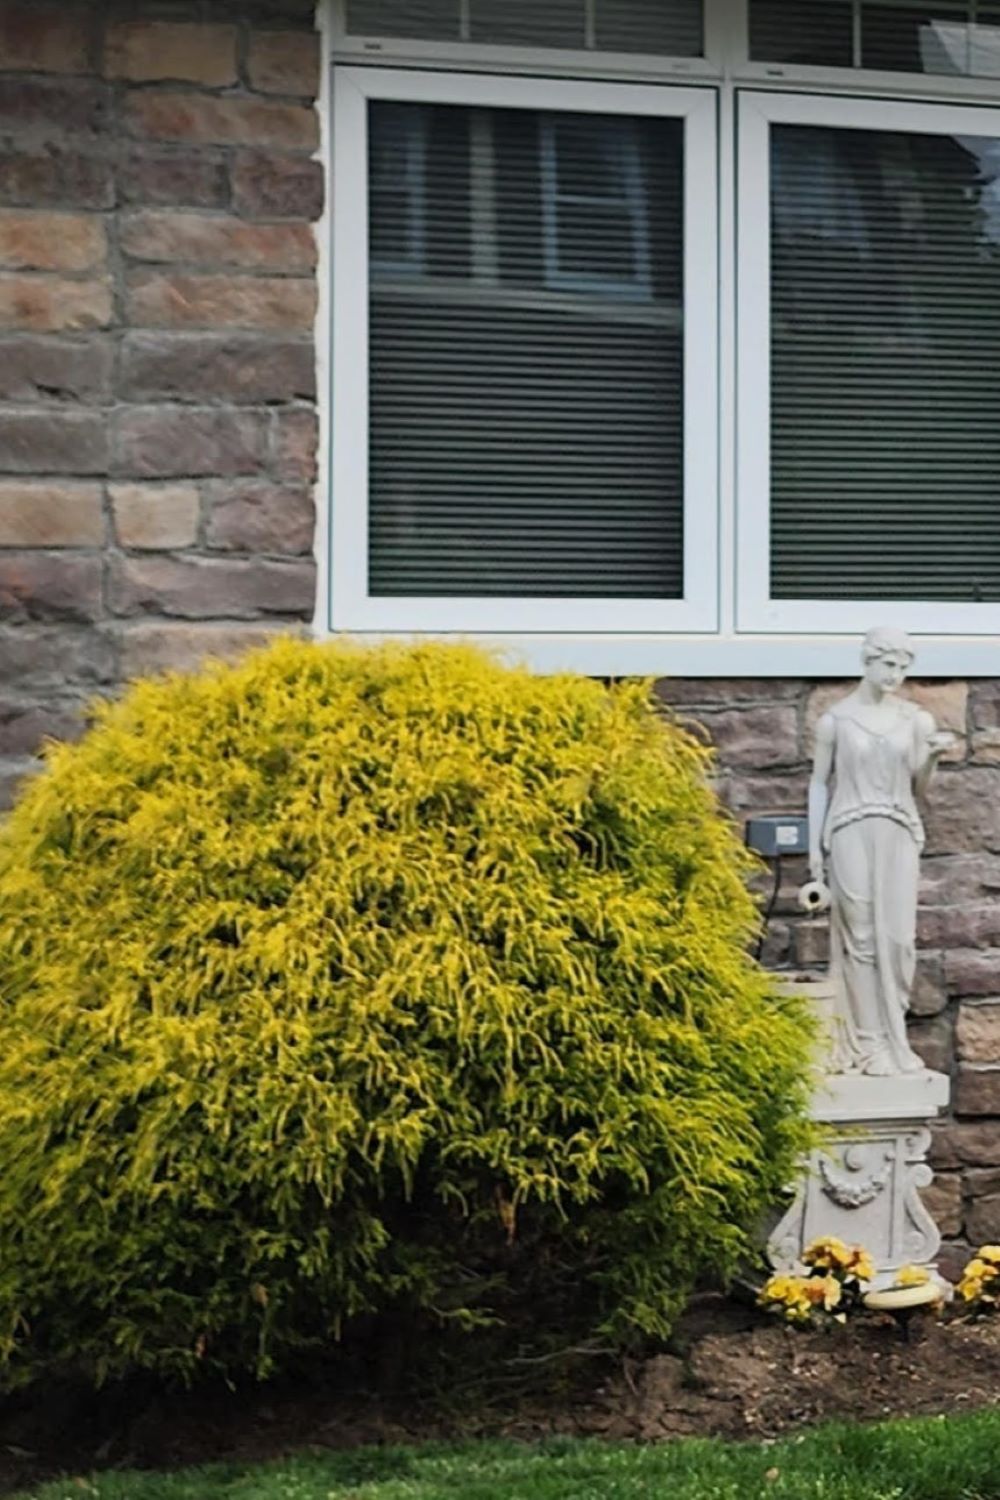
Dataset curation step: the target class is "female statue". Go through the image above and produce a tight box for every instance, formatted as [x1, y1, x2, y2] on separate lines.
[808, 627, 955, 1077]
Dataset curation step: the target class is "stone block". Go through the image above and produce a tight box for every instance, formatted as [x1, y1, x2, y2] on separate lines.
[119, 620, 292, 678]
[919, 853, 1000, 907]
[966, 1193, 1000, 1243]
[0, 5, 90, 74]
[270, 406, 318, 481]
[0, 757, 35, 812]
[247, 31, 321, 95]
[204, 481, 314, 555]
[110, 483, 200, 550]
[0, 275, 111, 332]
[920, 1172, 962, 1238]
[0, 410, 108, 474]
[793, 920, 830, 968]
[126, 271, 316, 332]
[125, 91, 318, 151]
[759, 920, 791, 969]
[0, 78, 109, 139]
[654, 678, 804, 708]
[108, 553, 315, 620]
[971, 729, 1000, 764]
[105, 22, 238, 87]
[112, 406, 267, 479]
[945, 949, 1000, 999]
[924, 767, 1000, 856]
[0, 698, 85, 756]
[918, 904, 1000, 950]
[0, 147, 114, 211]
[970, 680, 1000, 730]
[911, 953, 948, 1017]
[120, 211, 315, 271]
[0, 334, 113, 403]
[957, 1002, 1000, 1065]
[967, 1167, 1000, 1197]
[0, 481, 103, 547]
[716, 771, 810, 818]
[0, 211, 106, 272]
[0, 552, 101, 623]
[956, 1065, 1000, 1116]
[907, 1015, 952, 1074]
[231, 149, 324, 220]
[931, 1120, 1000, 1170]
[116, 147, 228, 210]
[0, 625, 116, 687]
[120, 332, 315, 404]
[690, 704, 800, 771]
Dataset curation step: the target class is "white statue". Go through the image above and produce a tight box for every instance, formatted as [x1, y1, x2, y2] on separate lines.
[808, 627, 955, 1077]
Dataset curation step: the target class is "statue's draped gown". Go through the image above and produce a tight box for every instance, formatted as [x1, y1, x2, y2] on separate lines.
[823, 703, 925, 1075]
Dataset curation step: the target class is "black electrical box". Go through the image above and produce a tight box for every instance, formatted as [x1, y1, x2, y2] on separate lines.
[745, 814, 809, 858]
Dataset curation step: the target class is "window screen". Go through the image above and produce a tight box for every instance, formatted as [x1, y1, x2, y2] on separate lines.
[769, 122, 1000, 601]
[750, 0, 1000, 76]
[367, 101, 685, 598]
[345, 0, 703, 56]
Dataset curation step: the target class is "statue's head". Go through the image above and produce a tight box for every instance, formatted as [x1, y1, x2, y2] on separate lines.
[861, 625, 914, 694]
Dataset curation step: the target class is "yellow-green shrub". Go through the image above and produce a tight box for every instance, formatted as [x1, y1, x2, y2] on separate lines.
[0, 639, 812, 1388]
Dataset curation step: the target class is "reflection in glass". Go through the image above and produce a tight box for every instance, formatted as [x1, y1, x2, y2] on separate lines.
[751, 0, 1000, 77]
[366, 102, 686, 600]
[770, 123, 1000, 601]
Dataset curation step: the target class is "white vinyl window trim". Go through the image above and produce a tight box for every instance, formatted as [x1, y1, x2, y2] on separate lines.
[735, 87, 1000, 638]
[329, 65, 720, 635]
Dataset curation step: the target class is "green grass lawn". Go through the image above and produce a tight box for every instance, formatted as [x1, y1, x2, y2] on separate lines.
[14, 1409, 1000, 1500]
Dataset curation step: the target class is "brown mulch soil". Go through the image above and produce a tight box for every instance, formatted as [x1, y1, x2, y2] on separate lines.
[2, 1301, 999, 1494]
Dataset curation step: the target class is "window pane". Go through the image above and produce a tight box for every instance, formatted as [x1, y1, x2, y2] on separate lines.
[345, 0, 460, 39]
[468, 0, 586, 48]
[770, 122, 1000, 601]
[367, 101, 685, 598]
[861, 2, 969, 73]
[750, 0, 1000, 74]
[595, 0, 703, 56]
[749, 0, 854, 66]
[347, 0, 704, 55]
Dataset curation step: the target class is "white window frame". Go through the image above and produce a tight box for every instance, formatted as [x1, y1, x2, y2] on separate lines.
[330, 65, 720, 635]
[736, 87, 1000, 637]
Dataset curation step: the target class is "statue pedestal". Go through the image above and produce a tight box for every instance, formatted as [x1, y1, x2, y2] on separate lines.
[767, 1068, 950, 1288]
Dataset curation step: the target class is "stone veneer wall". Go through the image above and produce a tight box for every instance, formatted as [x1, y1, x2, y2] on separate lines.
[0, 0, 321, 809]
[0, 0, 996, 1276]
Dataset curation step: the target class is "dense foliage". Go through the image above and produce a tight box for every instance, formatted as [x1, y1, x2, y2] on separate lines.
[0, 640, 812, 1388]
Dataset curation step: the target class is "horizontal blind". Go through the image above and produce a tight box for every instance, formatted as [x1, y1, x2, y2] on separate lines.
[367, 101, 685, 598]
[751, 0, 1000, 77]
[770, 121, 1000, 601]
[346, 0, 703, 55]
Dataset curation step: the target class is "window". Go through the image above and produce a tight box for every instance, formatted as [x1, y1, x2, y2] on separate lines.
[332, 67, 718, 633]
[327, 0, 1000, 672]
[738, 91, 1000, 634]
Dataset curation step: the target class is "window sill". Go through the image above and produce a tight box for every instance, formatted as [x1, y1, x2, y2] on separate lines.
[318, 630, 1000, 678]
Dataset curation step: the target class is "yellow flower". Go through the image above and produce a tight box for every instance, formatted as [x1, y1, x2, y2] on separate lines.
[958, 1273, 984, 1303]
[803, 1235, 852, 1271]
[895, 1264, 930, 1288]
[963, 1258, 997, 1282]
[977, 1245, 1000, 1266]
[848, 1249, 876, 1284]
[804, 1273, 842, 1311]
